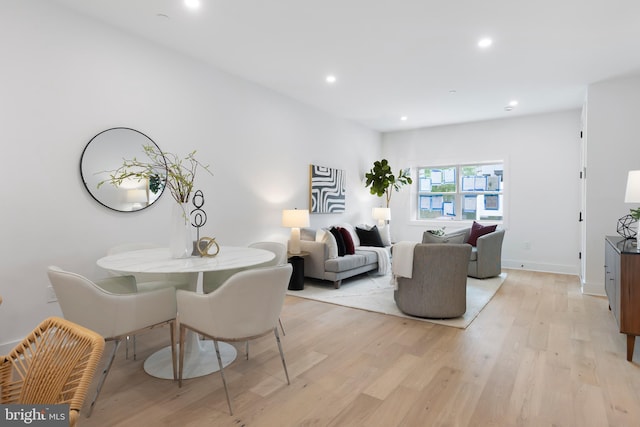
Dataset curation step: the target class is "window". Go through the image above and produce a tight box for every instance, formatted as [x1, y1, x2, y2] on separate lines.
[417, 162, 504, 222]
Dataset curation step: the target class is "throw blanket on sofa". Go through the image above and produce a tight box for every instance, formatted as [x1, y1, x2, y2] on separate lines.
[391, 241, 418, 289]
[358, 246, 391, 276]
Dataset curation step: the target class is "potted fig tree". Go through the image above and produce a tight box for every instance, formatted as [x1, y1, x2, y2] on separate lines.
[364, 159, 412, 208]
[364, 159, 412, 245]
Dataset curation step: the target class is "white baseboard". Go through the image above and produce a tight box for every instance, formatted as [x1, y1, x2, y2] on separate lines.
[581, 280, 606, 297]
[502, 259, 579, 276]
[502, 260, 607, 296]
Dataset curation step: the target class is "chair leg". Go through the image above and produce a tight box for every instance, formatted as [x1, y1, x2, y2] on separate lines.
[87, 339, 121, 417]
[279, 318, 286, 336]
[125, 335, 137, 360]
[274, 327, 290, 385]
[170, 320, 177, 381]
[214, 340, 233, 415]
[178, 324, 186, 387]
[245, 340, 249, 360]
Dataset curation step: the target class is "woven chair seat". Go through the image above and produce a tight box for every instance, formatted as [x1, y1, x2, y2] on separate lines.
[0, 317, 104, 427]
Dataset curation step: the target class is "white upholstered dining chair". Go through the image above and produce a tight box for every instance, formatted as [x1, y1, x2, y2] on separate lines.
[249, 241, 288, 335]
[47, 266, 178, 417]
[107, 243, 193, 292]
[202, 241, 288, 334]
[248, 241, 287, 265]
[106, 243, 192, 359]
[176, 264, 293, 415]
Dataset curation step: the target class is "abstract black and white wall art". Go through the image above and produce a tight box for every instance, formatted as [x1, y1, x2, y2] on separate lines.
[310, 164, 346, 213]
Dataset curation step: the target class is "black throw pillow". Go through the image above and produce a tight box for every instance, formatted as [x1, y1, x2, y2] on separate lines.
[330, 227, 346, 256]
[355, 225, 385, 247]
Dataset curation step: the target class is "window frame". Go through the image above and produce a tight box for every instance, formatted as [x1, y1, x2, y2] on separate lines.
[414, 161, 505, 224]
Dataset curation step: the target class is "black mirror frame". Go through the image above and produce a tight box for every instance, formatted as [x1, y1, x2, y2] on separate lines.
[79, 127, 167, 213]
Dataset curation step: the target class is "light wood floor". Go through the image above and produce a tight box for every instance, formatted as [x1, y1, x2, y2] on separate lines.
[80, 269, 640, 426]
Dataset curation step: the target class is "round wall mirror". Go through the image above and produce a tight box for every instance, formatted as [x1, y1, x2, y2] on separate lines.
[80, 127, 167, 212]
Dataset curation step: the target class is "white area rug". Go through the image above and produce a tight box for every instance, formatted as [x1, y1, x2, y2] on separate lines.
[287, 272, 507, 329]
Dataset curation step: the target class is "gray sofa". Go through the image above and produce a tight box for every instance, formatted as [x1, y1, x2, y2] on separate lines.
[297, 226, 389, 289]
[394, 243, 472, 318]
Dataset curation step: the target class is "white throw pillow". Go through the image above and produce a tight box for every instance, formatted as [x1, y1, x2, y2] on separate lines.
[316, 228, 339, 259]
[378, 225, 392, 246]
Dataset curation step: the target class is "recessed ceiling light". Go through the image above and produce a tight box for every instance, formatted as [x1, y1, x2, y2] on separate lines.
[401, 116, 408, 121]
[478, 38, 493, 48]
[504, 106, 513, 112]
[184, 0, 200, 10]
[509, 100, 519, 107]
[449, 89, 457, 94]
[326, 75, 337, 84]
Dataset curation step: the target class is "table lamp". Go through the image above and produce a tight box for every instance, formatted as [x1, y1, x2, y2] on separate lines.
[625, 170, 640, 240]
[126, 189, 148, 210]
[282, 209, 310, 254]
[372, 207, 391, 228]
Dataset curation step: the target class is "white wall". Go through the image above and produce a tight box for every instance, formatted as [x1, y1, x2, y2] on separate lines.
[382, 110, 582, 275]
[583, 74, 640, 295]
[0, 1, 380, 350]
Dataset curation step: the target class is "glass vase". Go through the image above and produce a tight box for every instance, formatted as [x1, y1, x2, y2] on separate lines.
[170, 202, 192, 259]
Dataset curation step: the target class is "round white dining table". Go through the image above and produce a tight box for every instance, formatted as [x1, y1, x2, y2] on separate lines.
[96, 246, 275, 380]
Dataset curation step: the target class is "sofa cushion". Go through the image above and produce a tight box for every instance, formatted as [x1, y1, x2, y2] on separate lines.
[422, 228, 467, 244]
[338, 227, 356, 254]
[469, 247, 478, 261]
[316, 228, 338, 259]
[356, 225, 385, 247]
[325, 254, 369, 273]
[467, 221, 497, 246]
[330, 227, 346, 256]
[354, 249, 378, 264]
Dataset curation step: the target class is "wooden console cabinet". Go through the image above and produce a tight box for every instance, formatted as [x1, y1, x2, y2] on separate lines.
[604, 236, 640, 361]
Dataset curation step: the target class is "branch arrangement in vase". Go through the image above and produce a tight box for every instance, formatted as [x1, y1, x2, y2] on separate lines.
[98, 144, 212, 204]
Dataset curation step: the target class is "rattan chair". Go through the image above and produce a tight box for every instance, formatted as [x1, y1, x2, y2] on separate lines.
[0, 317, 105, 427]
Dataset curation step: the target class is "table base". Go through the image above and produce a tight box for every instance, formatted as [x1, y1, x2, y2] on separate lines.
[144, 340, 237, 380]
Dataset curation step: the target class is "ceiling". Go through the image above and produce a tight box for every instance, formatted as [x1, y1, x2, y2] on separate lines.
[50, 0, 640, 132]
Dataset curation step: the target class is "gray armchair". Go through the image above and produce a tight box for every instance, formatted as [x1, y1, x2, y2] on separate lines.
[394, 243, 472, 319]
[422, 227, 505, 279]
[467, 229, 505, 279]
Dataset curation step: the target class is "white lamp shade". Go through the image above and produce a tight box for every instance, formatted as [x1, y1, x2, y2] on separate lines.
[372, 207, 391, 221]
[282, 209, 310, 228]
[126, 189, 147, 203]
[119, 177, 146, 190]
[625, 170, 640, 203]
